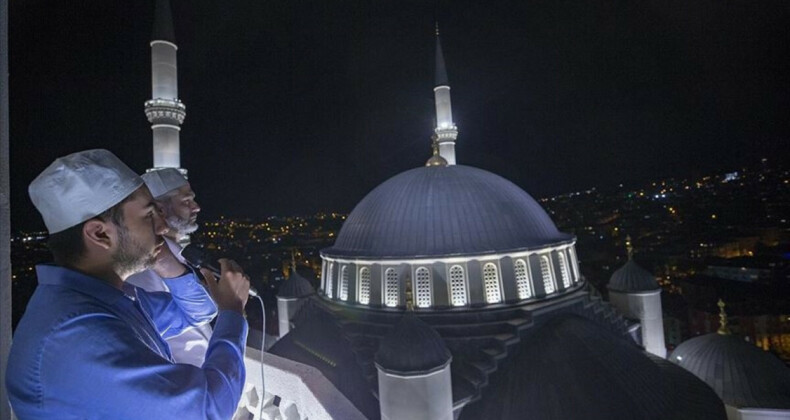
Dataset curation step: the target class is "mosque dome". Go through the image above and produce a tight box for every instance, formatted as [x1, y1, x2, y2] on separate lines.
[323, 165, 573, 259]
[671, 333, 790, 409]
[608, 259, 659, 293]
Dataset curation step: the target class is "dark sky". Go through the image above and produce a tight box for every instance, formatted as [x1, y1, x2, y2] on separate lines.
[9, 0, 790, 230]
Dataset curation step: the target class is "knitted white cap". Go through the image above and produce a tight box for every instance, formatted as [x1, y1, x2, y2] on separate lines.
[141, 168, 188, 199]
[29, 149, 143, 234]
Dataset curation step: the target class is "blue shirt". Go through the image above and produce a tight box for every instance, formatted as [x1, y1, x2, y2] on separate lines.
[7, 265, 248, 420]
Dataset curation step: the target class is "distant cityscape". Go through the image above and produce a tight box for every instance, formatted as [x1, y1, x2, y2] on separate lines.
[11, 158, 790, 361]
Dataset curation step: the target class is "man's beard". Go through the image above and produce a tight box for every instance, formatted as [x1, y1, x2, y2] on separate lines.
[113, 223, 158, 277]
[166, 214, 198, 236]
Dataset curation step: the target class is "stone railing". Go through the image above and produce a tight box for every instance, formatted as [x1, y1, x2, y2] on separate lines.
[235, 347, 367, 420]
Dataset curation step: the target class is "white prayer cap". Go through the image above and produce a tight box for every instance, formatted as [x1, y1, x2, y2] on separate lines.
[29, 149, 144, 234]
[141, 168, 188, 199]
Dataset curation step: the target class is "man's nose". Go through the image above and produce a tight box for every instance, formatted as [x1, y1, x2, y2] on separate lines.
[153, 207, 170, 235]
[191, 201, 201, 214]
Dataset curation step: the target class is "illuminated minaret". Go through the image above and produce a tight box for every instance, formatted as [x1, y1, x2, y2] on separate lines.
[433, 23, 458, 165]
[145, 0, 186, 174]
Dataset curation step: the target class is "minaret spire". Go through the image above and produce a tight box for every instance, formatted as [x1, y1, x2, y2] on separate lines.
[432, 22, 458, 165]
[145, 0, 186, 174]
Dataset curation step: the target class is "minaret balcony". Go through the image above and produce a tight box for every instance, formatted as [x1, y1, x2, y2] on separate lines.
[144, 98, 186, 124]
[434, 125, 458, 140]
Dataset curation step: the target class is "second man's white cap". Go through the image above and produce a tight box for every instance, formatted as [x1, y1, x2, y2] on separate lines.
[141, 168, 187, 199]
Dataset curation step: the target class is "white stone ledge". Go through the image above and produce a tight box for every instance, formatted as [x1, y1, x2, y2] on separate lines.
[243, 347, 367, 420]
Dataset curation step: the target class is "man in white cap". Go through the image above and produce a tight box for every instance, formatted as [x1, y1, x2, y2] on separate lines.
[127, 168, 212, 367]
[6, 149, 250, 420]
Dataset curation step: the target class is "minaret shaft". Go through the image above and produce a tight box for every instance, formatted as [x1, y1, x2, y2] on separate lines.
[145, 0, 185, 173]
[433, 30, 458, 165]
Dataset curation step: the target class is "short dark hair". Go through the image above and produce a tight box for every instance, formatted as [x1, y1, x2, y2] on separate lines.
[47, 196, 129, 265]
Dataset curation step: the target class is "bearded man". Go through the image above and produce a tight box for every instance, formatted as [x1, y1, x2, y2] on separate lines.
[127, 168, 212, 366]
[6, 149, 250, 419]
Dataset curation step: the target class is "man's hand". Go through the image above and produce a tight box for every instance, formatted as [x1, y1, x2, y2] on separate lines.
[151, 243, 189, 279]
[202, 259, 250, 314]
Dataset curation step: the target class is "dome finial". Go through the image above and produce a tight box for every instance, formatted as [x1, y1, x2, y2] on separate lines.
[717, 299, 731, 335]
[435, 21, 440, 37]
[426, 134, 448, 167]
[290, 249, 297, 273]
[625, 235, 634, 260]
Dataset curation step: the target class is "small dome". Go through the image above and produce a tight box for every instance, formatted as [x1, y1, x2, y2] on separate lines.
[278, 268, 315, 299]
[671, 333, 790, 409]
[375, 312, 451, 375]
[608, 259, 659, 293]
[324, 165, 572, 259]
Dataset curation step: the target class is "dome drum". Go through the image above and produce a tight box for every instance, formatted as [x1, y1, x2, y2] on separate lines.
[318, 243, 584, 310]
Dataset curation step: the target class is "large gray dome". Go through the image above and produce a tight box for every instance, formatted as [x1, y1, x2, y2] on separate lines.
[323, 165, 572, 259]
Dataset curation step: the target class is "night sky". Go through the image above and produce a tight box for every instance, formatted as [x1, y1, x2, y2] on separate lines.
[9, 0, 790, 230]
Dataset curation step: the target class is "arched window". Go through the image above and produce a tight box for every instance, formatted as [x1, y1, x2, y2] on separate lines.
[569, 247, 580, 282]
[384, 268, 399, 307]
[449, 265, 467, 306]
[358, 267, 371, 305]
[514, 259, 532, 299]
[326, 262, 334, 298]
[339, 265, 349, 301]
[415, 267, 432, 308]
[483, 263, 502, 304]
[558, 253, 571, 289]
[540, 256, 555, 294]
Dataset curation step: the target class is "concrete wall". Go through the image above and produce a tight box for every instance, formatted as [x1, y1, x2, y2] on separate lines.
[377, 365, 453, 420]
[609, 290, 666, 358]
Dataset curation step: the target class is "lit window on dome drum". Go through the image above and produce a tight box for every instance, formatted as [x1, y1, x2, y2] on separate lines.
[339, 265, 349, 301]
[483, 263, 501, 304]
[558, 253, 571, 288]
[358, 267, 371, 305]
[384, 268, 399, 307]
[449, 265, 467, 306]
[415, 267, 432, 308]
[541, 256, 555, 294]
[514, 259, 532, 299]
[326, 262, 335, 298]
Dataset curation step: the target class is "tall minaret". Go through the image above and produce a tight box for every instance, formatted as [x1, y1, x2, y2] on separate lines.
[145, 0, 186, 174]
[433, 23, 458, 165]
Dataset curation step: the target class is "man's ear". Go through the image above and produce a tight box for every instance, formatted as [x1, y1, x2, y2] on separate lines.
[83, 219, 114, 250]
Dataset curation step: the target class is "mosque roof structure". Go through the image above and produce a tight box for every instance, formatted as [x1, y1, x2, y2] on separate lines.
[322, 165, 573, 259]
[608, 259, 660, 293]
[671, 332, 790, 409]
[270, 290, 726, 419]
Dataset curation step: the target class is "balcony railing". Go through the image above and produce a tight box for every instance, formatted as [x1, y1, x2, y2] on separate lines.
[236, 347, 367, 420]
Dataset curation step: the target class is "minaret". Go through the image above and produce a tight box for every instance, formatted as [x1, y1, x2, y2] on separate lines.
[608, 236, 667, 358]
[145, 0, 186, 174]
[433, 23, 458, 165]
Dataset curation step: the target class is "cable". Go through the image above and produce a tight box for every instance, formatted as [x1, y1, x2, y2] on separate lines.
[251, 294, 266, 420]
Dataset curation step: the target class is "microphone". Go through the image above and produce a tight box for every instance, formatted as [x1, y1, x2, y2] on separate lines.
[180, 244, 259, 297]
